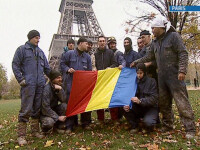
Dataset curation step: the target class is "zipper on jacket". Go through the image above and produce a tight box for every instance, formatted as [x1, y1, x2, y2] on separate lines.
[102, 53, 104, 69]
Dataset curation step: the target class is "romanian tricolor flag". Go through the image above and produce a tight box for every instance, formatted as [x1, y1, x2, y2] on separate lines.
[66, 68, 137, 117]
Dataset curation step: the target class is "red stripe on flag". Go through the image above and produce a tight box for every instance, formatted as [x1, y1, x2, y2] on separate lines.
[66, 71, 97, 117]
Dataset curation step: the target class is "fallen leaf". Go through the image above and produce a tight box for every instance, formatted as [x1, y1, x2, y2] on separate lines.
[0, 125, 3, 129]
[44, 140, 54, 147]
[15, 146, 20, 149]
[163, 139, 177, 143]
[129, 142, 136, 146]
[86, 146, 92, 150]
[147, 143, 159, 150]
[139, 143, 151, 148]
[139, 143, 159, 150]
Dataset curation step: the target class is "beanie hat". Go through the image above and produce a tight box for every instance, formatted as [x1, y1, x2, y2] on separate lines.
[67, 39, 75, 45]
[27, 30, 40, 40]
[140, 30, 151, 36]
[49, 70, 62, 81]
[107, 37, 117, 45]
[77, 37, 88, 45]
[87, 39, 93, 44]
[136, 63, 146, 74]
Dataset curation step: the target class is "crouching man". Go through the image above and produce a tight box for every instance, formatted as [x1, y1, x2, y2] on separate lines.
[40, 70, 70, 134]
[123, 63, 159, 133]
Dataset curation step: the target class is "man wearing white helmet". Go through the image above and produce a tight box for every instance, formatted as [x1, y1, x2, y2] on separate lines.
[131, 16, 196, 139]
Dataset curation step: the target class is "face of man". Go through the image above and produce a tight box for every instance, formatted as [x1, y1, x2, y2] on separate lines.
[137, 70, 144, 80]
[141, 35, 151, 45]
[52, 76, 62, 86]
[124, 40, 130, 46]
[68, 43, 75, 50]
[98, 37, 106, 50]
[79, 42, 88, 51]
[87, 43, 93, 52]
[152, 27, 165, 38]
[109, 42, 117, 50]
[30, 36, 40, 46]
[137, 39, 144, 50]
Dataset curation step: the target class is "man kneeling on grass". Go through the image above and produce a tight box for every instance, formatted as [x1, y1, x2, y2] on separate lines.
[123, 63, 159, 133]
[40, 70, 71, 134]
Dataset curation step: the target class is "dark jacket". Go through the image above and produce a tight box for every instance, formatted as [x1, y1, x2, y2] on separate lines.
[138, 42, 157, 79]
[124, 49, 138, 67]
[41, 82, 66, 122]
[114, 50, 126, 67]
[12, 42, 51, 86]
[94, 48, 118, 70]
[136, 76, 158, 107]
[138, 47, 146, 58]
[60, 49, 92, 73]
[134, 32, 188, 75]
[60, 49, 92, 100]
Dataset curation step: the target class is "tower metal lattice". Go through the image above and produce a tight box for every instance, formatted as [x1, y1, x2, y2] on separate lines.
[48, 0, 104, 70]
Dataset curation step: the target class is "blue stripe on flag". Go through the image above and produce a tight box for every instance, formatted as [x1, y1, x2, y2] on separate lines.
[109, 67, 137, 108]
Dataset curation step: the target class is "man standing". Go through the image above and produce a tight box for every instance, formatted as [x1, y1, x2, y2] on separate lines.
[41, 70, 68, 134]
[107, 37, 126, 69]
[12, 30, 51, 145]
[60, 37, 92, 130]
[94, 36, 118, 124]
[123, 37, 138, 67]
[86, 39, 96, 71]
[137, 37, 144, 54]
[61, 38, 75, 94]
[139, 30, 157, 79]
[131, 16, 196, 139]
[63, 38, 75, 52]
[107, 36, 126, 123]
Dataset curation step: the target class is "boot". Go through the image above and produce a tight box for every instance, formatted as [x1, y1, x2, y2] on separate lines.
[30, 119, 44, 139]
[17, 122, 27, 146]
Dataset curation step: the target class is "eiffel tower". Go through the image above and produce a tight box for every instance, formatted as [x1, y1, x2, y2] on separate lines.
[49, 0, 104, 69]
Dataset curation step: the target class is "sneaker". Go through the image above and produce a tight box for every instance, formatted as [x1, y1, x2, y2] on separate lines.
[96, 120, 104, 125]
[55, 129, 66, 134]
[17, 136, 27, 146]
[160, 126, 173, 132]
[65, 128, 72, 134]
[113, 121, 120, 126]
[32, 132, 45, 139]
[130, 128, 138, 134]
[185, 132, 195, 139]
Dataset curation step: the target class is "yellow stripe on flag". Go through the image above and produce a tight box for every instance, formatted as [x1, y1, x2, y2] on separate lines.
[85, 68, 121, 111]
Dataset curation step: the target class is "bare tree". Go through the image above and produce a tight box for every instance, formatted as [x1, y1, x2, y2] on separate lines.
[125, 0, 200, 34]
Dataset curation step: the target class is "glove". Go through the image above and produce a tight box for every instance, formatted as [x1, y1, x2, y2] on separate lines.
[19, 79, 26, 86]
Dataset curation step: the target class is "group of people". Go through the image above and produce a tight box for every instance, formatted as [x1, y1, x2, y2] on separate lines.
[12, 16, 196, 146]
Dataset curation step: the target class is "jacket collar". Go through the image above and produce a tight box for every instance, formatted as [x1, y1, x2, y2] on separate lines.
[137, 75, 147, 84]
[74, 49, 86, 57]
[124, 49, 133, 55]
[25, 41, 40, 51]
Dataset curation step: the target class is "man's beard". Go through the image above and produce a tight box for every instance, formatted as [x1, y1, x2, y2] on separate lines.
[124, 45, 132, 52]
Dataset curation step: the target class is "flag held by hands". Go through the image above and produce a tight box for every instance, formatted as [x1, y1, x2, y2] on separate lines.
[66, 68, 137, 117]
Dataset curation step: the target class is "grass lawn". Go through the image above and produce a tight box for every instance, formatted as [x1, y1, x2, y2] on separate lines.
[0, 91, 199, 149]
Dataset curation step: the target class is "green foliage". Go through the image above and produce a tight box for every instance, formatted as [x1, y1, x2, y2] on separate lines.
[0, 91, 199, 149]
[182, 16, 200, 63]
[0, 64, 7, 99]
[2, 75, 20, 100]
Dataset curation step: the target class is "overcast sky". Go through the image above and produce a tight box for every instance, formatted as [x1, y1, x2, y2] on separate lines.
[0, 0, 145, 79]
